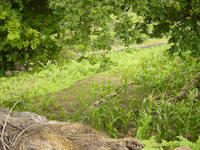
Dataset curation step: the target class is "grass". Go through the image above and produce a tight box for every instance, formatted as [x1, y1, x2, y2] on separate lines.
[143, 136, 200, 150]
[0, 40, 166, 109]
[84, 45, 200, 142]
[0, 60, 99, 107]
[0, 41, 199, 149]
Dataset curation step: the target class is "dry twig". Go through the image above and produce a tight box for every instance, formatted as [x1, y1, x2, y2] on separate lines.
[169, 72, 200, 102]
[1, 100, 22, 150]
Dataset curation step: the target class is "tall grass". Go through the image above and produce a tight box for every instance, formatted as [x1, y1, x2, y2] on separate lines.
[0, 43, 199, 146]
[83, 45, 200, 142]
[0, 60, 99, 108]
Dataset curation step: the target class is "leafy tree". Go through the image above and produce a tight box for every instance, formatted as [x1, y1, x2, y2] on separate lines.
[129, 0, 200, 57]
[50, 0, 200, 57]
[49, 0, 146, 50]
[1, 0, 199, 74]
[0, 0, 60, 74]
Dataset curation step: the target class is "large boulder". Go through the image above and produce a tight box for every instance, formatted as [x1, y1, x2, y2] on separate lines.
[174, 147, 192, 150]
[0, 108, 143, 150]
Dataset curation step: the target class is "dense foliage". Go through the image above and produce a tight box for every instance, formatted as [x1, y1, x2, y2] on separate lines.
[0, 0, 60, 74]
[49, 0, 200, 56]
[1, 0, 199, 74]
[1, 0, 199, 148]
[129, 0, 200, 57]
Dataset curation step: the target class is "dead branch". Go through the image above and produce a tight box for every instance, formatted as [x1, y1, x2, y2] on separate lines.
[169, 72, 200, 102]
[91, 81, 134, 107]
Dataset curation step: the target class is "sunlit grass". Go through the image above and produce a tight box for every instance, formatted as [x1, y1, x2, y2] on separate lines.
[0, 40, 168, 108]
[0, 41, 199, 145]
[0, 60, 99, 107]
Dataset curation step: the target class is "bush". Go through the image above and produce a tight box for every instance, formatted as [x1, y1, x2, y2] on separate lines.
[0, 0, 60, 74]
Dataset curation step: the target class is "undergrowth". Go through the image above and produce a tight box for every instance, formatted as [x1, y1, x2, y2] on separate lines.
[0, 60, 99, 108]
[143, 136, 200, 150]
[0, 43, 199, 148]
[83, 45, 200, 142]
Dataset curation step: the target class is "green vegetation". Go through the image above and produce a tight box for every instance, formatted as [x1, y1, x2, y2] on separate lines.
[84, 45, 200, 142]
[0, 44, 199, 149]
[0, 0, 60, 74]
[143, 136, 200, 150]
[1, 0, 199, 74]
[1, 0, 200, 149]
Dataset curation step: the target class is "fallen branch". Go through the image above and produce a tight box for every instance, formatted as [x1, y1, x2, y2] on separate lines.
[91, 81, 134, 107]
[169, 72, 200, 102]
[92, 72, 200, 106]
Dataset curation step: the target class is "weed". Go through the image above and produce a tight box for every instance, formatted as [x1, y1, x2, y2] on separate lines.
[143, 136, 200, 150]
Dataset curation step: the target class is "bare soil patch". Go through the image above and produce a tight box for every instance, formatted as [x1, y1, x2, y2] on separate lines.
[45, 74, 121, 117]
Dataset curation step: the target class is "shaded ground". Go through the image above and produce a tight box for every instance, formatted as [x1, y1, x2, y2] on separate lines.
[41, 73, 152, 121]
[43, 74, 122, 120]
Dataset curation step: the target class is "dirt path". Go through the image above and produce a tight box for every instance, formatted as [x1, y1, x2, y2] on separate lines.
[44, 73, 151, 121]
[44, 74, 121, 119]
[74, 41, 167, 57]
[44, 41, 167, 119]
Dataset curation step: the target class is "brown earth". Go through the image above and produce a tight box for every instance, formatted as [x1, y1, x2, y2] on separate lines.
[42, 74, 122, 119]
[40, 73, 151, 121]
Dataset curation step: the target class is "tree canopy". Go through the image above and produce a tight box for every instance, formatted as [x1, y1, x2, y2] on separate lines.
[0, 0, 199, 74]
[0, 0, 60, 74]
[130, 0, 200, 57]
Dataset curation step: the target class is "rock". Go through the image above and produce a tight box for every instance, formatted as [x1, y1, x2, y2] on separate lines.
[174, 147, 192, 150]
[0, 108, 143, 150]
